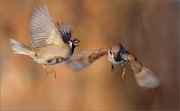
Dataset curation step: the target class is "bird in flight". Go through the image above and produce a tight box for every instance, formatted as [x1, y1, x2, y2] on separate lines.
[9, 5, 160, 88]
[66, 44, 160, 88]
[9, 6, 80, 78]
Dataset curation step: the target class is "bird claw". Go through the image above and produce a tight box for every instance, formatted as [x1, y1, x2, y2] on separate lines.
[46, 69, 57, 78]
[111, 64, 115, 72]
[122, 67, 126, 80]
[121, 64, 126, 80]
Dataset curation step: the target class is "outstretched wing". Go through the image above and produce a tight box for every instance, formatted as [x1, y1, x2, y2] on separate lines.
[66, 48, 108, 71]
[30, 5, 64, 48]
[129, 59, 160, 88]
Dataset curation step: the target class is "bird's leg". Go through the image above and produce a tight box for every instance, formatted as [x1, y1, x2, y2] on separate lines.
[42, 64, 48, 69]
[121, 63, 126, 80]
[111, 63, 115, 72]
[48, 69, 56, 78]
[42, 65, 56, 78]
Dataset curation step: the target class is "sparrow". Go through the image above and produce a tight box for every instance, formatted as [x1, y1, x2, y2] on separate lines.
[66, 44, 160, 88]
[107, 43, 160, 88]
[9, 6, 80, 77]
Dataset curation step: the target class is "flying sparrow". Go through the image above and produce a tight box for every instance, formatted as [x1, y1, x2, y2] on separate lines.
[107, 43, 160, 88]
[9, 6, 80, 77]
[66, 44, 160, 88]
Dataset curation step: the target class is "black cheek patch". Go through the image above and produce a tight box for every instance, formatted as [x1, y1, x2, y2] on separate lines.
[110, 51, 112, 55]
[114, 52, 122, 62]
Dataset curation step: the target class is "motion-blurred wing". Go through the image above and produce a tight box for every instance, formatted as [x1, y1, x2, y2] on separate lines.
[30, 5, 64, 48]
[56, 22, 73, 43]
[66, 48, 108, 71]
[65, 52, 91, 71]
[130, 60, 160, 88]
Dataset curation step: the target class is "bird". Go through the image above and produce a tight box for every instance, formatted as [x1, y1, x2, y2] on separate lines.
[66, 44, 160, 88]
[107, 43, 160, 88]
[9, 6, 80, 78]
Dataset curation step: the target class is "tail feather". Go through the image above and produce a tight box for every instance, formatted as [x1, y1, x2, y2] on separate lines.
[9, 39, 35, 58]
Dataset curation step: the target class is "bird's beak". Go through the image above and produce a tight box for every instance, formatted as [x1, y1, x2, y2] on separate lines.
[72, 37, 80, 42]
[76, 39, 80, 43]
[71, 37, 80, 47]
[75, 38, 80, 46]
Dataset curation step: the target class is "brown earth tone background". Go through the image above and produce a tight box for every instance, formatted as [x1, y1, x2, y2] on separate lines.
[0, 0, 179, 110]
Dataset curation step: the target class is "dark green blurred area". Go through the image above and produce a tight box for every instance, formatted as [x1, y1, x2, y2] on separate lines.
[0, 0, 179, 110]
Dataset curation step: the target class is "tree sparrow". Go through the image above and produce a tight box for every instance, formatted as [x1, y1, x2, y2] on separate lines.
[107, 43, 160, 88]
[9, 6, 80, 77]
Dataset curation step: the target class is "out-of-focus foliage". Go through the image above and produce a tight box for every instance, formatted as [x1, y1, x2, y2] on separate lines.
[0, 0, 179, 110]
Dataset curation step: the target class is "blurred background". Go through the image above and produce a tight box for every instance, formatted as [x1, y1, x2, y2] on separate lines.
[0, 0, 179, 110]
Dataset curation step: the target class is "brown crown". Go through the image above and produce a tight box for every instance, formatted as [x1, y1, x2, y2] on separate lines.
[111, 43, 123, 53]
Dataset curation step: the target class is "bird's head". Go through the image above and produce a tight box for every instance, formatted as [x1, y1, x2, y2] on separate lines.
[68, 37, 80, 54]
[108, 43, 123, 63]
[68, 37, 80, 47]
[108, 43, 122, 56]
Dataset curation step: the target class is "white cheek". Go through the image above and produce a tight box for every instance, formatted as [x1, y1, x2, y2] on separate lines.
[107, 53, 115, 63]
[107, 52, 122, 64]
[68, 41, 73, 48]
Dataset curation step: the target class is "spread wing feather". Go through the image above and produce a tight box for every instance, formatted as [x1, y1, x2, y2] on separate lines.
[130, 60, 160, 88]
[30, 5, 64, 48]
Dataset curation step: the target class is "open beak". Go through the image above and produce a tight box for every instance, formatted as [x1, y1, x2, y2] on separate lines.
[75, 38, 80, 43]
[70, 37, 80, 47]
[74, 38, 80, 46]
